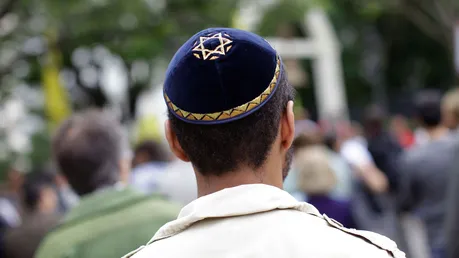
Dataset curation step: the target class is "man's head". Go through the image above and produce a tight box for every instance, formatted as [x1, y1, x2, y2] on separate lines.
[442, 87, 459, 129]
[363, 104, 386, 137]
[132, 140, 170, 168]
[163, 28, 295, 188]
[53, 110, 130, 196]
[293, 129, 323, 153]
[414, 90, 442, 129]
[22, 171, 57, 214]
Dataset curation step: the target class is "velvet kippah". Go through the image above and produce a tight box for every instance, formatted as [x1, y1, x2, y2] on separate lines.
[164, 27, 282, 125]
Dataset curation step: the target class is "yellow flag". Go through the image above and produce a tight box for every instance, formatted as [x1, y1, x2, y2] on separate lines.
[42, 33, 71, 129]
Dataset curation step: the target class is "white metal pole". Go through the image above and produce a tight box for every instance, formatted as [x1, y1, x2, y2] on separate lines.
[306, 9, 349, 122]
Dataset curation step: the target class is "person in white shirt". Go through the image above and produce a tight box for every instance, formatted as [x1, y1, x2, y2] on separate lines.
[125, 27, 404, 258]
[340, 125, 388, 194]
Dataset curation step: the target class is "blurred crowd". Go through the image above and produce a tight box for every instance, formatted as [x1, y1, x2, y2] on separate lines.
[286, 88, 459, 258]
[1, 87, 459, 258]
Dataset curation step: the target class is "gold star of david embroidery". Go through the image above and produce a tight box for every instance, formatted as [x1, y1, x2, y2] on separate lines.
[192, 33, 233, 60]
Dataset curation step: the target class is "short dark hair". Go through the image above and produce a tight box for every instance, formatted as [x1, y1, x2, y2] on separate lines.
[134, 140, 170, 164]
[363, 104, 387, 134]
[169, 69, 294, 176]
[53, 110, 125, 196]
[22, 171, 55, 211]
[414, 90, 442, 127]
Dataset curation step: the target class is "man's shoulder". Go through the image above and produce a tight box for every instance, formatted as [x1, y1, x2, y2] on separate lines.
[125, 211, 404, 258]
[405, 136, 456, 162]
[36, 194, 180, 258]
[57, 193, 179, 235]
[285, 212, 404, 257]
[317, 215, 404, 257]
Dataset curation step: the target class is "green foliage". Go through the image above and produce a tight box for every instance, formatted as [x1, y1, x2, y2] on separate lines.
[258, 0, 309, 37]
[256, 0, 457, 119]
[38, 0, 239, 60]
[1, 0, 458, 167]
[28, 130, 51, 168]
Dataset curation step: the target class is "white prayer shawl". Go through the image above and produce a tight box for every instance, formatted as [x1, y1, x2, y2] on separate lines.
[125, 184, 405, 258]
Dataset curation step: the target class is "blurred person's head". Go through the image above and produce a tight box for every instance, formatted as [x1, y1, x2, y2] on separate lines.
[390, 115, 410, 133]
[363, 104, 386, 137]
[414, 90, 443, 129]
[293, 130, 323, 153]
[132, 140, 171, 168]
[53, 110, 130, 196]
[442, 87, 459, 129]
[6, 167, 24, 193]
[164, 28, 295, 194]
[22, 171, 57, 214]
[351, 121, 364, 136]
[295, 146, 336, 196]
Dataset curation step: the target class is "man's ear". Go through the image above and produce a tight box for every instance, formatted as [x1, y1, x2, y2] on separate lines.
[165, 120, 190, 162]
[280, 101, 295, 151]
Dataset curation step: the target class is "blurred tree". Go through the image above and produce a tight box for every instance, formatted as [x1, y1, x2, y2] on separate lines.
[1, 0, 458, 177]
[257, 0, 457, 119]
[0, 0, 240, 178]
[1, 0, 239, 115]
[388, 0, 458, 54]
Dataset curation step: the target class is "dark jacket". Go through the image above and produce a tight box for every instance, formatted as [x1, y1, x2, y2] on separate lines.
[445, 134, 459, 258]
[367, 132, 403, 193]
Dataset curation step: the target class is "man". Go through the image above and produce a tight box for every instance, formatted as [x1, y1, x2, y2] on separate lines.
[323, 131, 354, 202]
[283, 119, 320, 199]
[36, 110, 180, 258]
[363, 105, 402, 193]
[125, 28, 404, 258]
[362, 105, 408, 254]
[132, 140, 171, 168]
[0, 167, 24, 221]
[0, 168, 23, 258]
[0, 196, 22, 258]
[339, 121, 388, 195]
[293, 131, 355, 229]
[399, 90, 453, 258]
[339, 118, 396, 243]
[130, 140, 171, 194]
[442, 88, 459, 258]
[4, 171, 60, 258]
[131, 140, 198, 205]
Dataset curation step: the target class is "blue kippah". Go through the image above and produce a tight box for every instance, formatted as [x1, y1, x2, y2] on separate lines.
[164, 28, 282, 124]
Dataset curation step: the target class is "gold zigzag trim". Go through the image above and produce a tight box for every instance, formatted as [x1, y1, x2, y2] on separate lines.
[165, 56, 281, 122]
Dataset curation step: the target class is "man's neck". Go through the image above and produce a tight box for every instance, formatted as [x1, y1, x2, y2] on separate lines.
[35, 204, 55, 216]
[195, 167, 282, 198]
